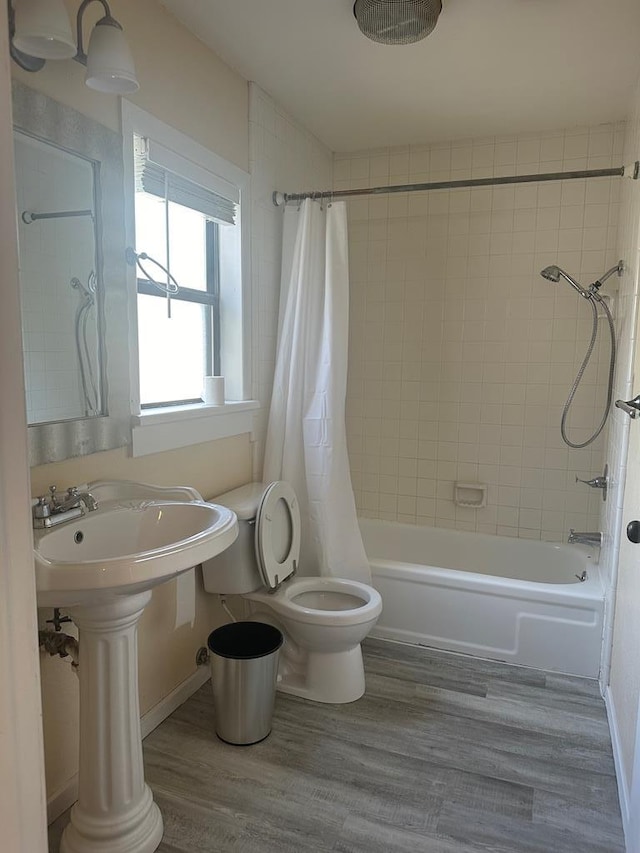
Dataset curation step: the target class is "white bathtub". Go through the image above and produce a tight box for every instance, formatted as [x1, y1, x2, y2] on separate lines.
[360, 518, 604, 678]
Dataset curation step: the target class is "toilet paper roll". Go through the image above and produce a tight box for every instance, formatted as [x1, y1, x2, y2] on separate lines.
[174, 568, 196, 630]
[204, 375, 225, 405]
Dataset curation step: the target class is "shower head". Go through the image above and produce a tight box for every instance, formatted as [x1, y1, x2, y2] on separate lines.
[353, 0, 443, 45]
[540, 266, 561, 283]
[539, 265, 589, 297]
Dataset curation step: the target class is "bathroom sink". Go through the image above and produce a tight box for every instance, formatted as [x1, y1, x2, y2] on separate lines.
[33, 479, 239, 853]
[34, 484, 238, 607]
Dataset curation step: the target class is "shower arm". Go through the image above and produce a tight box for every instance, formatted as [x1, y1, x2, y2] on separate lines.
[589, 260, 624, 293]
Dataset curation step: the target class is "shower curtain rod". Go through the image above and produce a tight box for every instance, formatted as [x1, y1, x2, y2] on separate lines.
[272, 161, 639, 207]
[21, 208, 94, 224]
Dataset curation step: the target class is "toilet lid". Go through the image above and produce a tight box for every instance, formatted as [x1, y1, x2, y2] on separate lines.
[255, 481, 301, 591]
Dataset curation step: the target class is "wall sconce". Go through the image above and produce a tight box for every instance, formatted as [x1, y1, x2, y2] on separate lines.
[9, 0, 139, 94]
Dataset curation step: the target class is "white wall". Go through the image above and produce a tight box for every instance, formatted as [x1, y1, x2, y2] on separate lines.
[605, 69, 640, 848]
[337, 126, 623, 541]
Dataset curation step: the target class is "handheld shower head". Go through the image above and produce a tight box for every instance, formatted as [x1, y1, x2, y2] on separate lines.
[539, 266, 589, 297]
[541, 266, 561, 283]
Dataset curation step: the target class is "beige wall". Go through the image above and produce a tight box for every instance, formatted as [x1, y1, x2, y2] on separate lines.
[11, 0, 252, 807]
[248, 83, 334, 472]
[11, 0, 249, 170]
[337, 126, 622, 542]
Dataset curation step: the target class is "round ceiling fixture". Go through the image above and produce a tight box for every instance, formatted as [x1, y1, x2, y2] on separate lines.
[353, 0, 443, 45]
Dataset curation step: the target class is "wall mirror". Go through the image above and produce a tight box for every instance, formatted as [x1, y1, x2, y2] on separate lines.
[12, 81, 130, 466]
[15, 129, 103, 425]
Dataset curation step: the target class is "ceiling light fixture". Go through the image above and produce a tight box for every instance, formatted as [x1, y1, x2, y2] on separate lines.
[9, 0, 139, 94]
[353, 0, 443, 45]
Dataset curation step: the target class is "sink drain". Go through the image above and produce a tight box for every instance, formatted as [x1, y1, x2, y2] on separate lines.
[74, 530, 84, 544]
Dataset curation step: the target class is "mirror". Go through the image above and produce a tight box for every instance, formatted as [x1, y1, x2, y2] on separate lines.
[14, 129, 103, 424]
[12, 81, 130, 466]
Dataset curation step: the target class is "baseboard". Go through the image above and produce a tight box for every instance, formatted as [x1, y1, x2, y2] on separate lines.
[140, 666, 210, 740]
[46, 777, 78, 827]
[604, 685, 630, 843]
[47, 666, 210, 825]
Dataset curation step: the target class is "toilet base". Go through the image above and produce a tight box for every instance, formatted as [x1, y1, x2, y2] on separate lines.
[277, 645, 366, 704]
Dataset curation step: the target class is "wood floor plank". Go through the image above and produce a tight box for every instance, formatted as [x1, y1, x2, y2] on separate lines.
[274, 688, 619, 798]
[333, 812, 484, 853]
[147, 713, 446, 832]
[532, 787, 626, 849]
[437, 799, 625, 853]
[487, 677, 609, 720]
[413, 680, 611, 744]
[48, 641, 625, 853]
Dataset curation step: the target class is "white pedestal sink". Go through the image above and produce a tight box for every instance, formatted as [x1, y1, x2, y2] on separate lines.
[34, 481, 238, 853]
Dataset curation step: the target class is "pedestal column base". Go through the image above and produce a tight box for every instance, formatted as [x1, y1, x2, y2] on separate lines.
[60, 789, 162, 853]
[60, 592, 162, 853]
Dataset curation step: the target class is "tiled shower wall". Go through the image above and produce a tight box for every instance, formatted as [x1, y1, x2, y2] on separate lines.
[248, 83, 333, 475]
[337, 123, 625, 541]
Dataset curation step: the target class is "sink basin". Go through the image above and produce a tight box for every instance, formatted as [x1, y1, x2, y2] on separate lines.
[35, 499, 238, 607]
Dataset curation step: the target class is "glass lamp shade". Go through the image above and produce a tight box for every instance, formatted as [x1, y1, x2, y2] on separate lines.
[12, 0, 76, 59]
[85, 19, 139, 94]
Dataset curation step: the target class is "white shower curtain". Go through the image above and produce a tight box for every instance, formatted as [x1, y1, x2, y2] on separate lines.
[263, 199, 371, 584]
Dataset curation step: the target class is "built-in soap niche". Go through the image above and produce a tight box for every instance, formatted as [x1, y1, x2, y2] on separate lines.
[454, 482, 487, 509]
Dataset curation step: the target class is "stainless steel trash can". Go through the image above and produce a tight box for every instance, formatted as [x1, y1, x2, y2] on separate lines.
[207, 621, 283, 745]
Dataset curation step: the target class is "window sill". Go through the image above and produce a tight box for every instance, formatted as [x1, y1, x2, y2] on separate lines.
[131, 400, 260, 457]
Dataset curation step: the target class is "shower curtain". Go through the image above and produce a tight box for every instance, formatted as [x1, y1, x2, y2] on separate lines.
[263, 198, 371, 584]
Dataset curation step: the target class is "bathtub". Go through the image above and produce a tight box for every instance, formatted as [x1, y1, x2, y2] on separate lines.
[359, 518, 604, 678]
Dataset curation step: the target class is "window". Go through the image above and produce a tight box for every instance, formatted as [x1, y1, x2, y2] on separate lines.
[133, 135, 235, 407]
[122, 104, 256, 457]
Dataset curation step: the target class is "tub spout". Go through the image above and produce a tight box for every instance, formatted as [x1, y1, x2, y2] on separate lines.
[568, 530, 602, 547]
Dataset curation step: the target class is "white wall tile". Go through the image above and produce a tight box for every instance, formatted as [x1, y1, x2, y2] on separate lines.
[339, 122, 622, 540]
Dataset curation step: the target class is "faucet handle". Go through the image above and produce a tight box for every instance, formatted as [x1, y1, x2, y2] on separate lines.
[576, 475, 605, 487]
[575, 464, 608, 501]
[33, 496, 51, 519]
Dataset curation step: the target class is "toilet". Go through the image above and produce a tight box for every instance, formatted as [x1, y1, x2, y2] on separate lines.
[201, 481, 382, 704]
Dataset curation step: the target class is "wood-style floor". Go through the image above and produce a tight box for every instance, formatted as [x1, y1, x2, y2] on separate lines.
[49, 639, 625, 852]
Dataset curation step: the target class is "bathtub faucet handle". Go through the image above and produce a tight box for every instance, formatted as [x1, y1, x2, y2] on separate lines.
[575, 465, 608, 501]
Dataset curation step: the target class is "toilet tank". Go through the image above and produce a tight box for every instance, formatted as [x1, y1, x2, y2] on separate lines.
[201, 483, 265, 594]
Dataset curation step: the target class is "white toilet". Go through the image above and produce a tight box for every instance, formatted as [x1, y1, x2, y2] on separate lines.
[201, 481, 382, 704]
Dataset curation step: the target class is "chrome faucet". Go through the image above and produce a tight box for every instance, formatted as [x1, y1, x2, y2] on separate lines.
[32, 485, 98, 529]
[575, 464, 608, 501]
[568, 530, 602, 547]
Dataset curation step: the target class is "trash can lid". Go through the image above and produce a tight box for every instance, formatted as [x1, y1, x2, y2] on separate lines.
[208, 621, 283, 659]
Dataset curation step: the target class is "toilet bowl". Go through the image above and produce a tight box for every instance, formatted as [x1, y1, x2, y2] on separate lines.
[201, 481, 381, 704]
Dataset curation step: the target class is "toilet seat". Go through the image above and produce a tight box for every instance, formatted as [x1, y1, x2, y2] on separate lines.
[247, 577, 382, 627]
[255, 480, 301, 590]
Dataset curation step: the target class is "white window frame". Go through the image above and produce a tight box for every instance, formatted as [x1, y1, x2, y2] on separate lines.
[121, 102, 256, 456]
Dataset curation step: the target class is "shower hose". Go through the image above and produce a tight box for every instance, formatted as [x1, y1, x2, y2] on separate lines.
[560, 294, 616, 449]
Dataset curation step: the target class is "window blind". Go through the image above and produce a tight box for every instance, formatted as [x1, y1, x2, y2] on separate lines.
[134, 136, 237, 225]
